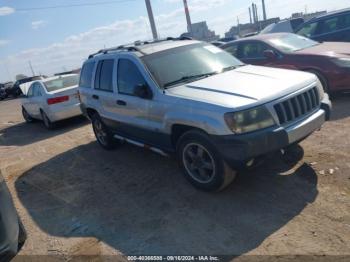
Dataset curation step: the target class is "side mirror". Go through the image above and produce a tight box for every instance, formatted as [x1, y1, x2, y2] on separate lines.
[134, 84, 153, 99]
[263, 50, 277, 60]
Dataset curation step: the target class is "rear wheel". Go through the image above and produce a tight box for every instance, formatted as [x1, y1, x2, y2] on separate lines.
[22, 107, 34, 123]
[40, 110, 55, 129]
[177, 130, 236, 192]
[91, 113, 119, 150]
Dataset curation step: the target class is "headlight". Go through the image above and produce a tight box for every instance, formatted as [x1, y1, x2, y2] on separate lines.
[332, 57, 350, 67]
[224, 106, 275, 134]
[315, 78, 325, 100]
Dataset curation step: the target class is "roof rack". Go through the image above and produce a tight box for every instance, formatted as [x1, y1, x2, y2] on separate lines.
[88, 45, 146, 59]
[87, 36, 193, 59]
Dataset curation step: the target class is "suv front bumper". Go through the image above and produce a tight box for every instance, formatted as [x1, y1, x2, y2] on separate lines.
[211, 98, 331, 169]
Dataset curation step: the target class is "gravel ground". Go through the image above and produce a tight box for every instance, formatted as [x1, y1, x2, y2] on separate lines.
[0, 97, 349, 261]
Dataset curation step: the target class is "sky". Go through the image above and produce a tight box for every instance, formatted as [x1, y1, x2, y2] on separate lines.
[0, 0, 349, 82]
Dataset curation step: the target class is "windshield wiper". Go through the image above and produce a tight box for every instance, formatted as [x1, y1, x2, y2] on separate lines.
[222, 65, 238, 72]
[163, 72, 217, 88]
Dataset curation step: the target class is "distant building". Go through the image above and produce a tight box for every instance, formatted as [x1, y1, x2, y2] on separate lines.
[225, 17, 279, 38]
[188, 21, 219, 42]
[291, 11, 327, 21]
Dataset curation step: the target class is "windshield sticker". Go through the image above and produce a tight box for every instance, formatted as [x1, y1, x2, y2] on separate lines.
[204, 45, 223, 54]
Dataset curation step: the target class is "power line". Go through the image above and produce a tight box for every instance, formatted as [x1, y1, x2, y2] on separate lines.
[16, 0, 135, 11]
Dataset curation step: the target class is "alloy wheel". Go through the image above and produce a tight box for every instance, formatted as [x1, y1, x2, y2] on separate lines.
[182, 143, 216, 183]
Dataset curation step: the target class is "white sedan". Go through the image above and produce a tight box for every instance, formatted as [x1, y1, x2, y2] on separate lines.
[21, 74, 82, 129]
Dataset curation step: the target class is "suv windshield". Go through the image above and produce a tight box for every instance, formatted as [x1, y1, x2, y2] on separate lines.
[44, 75, 79, 92]
[267, 34, 319, 52]
[142, 43, 244, 88]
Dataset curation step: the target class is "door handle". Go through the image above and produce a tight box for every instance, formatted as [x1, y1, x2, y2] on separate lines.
[116, 100, 127, 106]
[92, 95, 99, 100]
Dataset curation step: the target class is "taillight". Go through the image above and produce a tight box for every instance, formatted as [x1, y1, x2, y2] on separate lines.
[77, 90, 82, 102]
[47, 95, 69, 105]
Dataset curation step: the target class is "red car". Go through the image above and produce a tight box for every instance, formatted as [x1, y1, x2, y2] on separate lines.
[222, 33, 350, 93]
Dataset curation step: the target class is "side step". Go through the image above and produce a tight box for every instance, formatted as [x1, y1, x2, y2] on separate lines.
[114, 134, 169, 157]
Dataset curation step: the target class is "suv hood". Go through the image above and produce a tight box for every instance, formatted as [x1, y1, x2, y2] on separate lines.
[166, 65, 316, 109]
[295, 42, 350, 57]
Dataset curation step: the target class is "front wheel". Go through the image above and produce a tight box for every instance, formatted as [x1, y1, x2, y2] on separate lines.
[177, 130, 237, 192]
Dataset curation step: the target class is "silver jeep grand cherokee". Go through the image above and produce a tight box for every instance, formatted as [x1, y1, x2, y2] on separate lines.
[79, 38, 331, 191]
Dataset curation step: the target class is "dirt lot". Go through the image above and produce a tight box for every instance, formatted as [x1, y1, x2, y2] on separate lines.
[0, 97, 349, 261]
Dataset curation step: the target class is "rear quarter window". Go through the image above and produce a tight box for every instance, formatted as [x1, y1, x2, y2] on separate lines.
[79, 62, 95, 88]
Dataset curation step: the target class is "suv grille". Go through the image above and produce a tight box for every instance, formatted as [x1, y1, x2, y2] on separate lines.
[274, 87, 320, 125]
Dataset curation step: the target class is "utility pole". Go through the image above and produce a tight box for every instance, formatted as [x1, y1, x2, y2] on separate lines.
[262, 0, 267, 20]
[237, 17, 241, 36]
[251, 3, 256, 23]
[183, 0, 192, 35]
[145, 0, 158, 40]
[249, 7, 252, 24]
[28, 61, 35, 76]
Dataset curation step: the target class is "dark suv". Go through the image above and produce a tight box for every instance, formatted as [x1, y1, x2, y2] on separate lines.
[295, 9, 350, 42]
[0, 172, 26, 261]
[10, 76, 44, 98]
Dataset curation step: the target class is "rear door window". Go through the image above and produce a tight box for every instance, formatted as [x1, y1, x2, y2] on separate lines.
[33, 83, 43, 97]
[297, 22, 318, 37]
[238, 42, 268, 59]
[95, 59, 114, 92]
[318, 17, 340, 34]
[340, 13, 350, 29]
[79, 62, 95, 88]
[224, 44, 239, 57]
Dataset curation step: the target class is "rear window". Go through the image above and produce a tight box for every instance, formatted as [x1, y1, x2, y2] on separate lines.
[44, 75, 79, 92]
[79, 62, 95, 88]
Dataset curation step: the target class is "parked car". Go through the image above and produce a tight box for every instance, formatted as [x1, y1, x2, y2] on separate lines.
[0, 172, 26, 261]
[0, 82, 13, 100]
[79, 38, 331, 191]
[222, 33, 350, 93]
[260, 18, 304, 34]
[21, 74, 82, 129]
[218, 37, 238, 42]
[295, 8, 350, 42]
[0, 84, 6, 100]
[243, 31, 259, 37]
[210, 41, 226, 47]
[10, 76, 45, 98]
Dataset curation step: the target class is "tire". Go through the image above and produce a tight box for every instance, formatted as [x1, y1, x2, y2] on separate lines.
[40, 110, 55, 129]
[176, 130, 237, 192]
[17, 218, 27, 250]
[22, 107, 34, 123]
[91, 113, 119, 150]
[306, 69, 329, 93]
